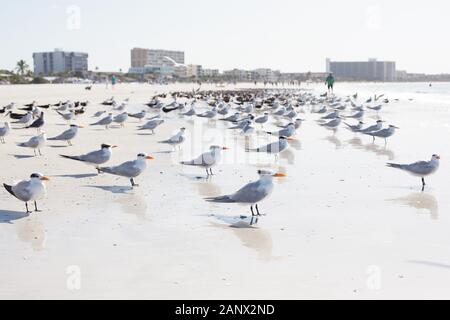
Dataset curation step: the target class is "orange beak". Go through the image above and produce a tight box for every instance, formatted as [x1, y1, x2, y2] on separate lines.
[287, 137, 296, 141]
[40, 176, 50, 181]
[222, 147, 229, 150]
[273, 173, 287, 177]
[112, 145, 118, 148]
[146, 156, 155, 160]
[77, 125, 85, 128]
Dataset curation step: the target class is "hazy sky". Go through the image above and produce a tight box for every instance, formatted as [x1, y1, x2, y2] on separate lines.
[1, 0, 449, 73]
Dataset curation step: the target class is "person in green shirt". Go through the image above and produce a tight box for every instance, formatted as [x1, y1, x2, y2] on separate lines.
[325, 73, 335, 94]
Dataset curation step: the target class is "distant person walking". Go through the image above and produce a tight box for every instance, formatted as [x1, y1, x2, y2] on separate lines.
[326, 73, 335, 94]
[111, 75, 117, 89]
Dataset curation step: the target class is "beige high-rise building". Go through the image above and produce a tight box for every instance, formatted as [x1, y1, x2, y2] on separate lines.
[130, 48, 185, 69]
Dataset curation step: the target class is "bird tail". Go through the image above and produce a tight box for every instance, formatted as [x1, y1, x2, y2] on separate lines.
[60, 154, 81, 162]
[98, 167, 113, 174]
[16, 143, 26, 147]
[204, 195, 236, 203]
[386, 163, 404, 169]
[180, 160, 194, 166]
[3, 183, 14, 197]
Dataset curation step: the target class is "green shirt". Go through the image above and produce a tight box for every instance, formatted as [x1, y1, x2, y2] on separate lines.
[326, 75, 335, 86]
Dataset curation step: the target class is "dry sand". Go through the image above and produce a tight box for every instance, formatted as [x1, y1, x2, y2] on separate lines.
[1, 82, 450, 299]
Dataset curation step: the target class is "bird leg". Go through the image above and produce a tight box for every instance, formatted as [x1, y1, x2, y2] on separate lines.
[209, 168, 214, 175]
[34, 149, 37, 156]
[422, 177, 426, 191]
[38, 149, 42, 156]
[250, 206, 256, 217]
[25, 202, 32, 214]
[34, 201, 42, 212]
[130, 178, 139, 188]
[256, 204, 262, 216]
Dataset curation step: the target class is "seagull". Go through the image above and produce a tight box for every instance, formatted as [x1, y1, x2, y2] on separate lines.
[113, 112, 128, 127]
[254, 113, 269, 126]
[163, 56, 186, 68]
[3, 173, 50, 213]
[90, 113, 113, 129]
[205, 170, 286, 222]
[17, 132, 47, 156]
[128, 110, 147, 121]
[387, 154, 440, 190]
[181, 107, 196, 117]
[12, 111, 33, 125]
[360, 120, 384, 134]
[220, 112, 240, 122]
[181, 145, 229, 176]
[321, 110, 339, 120]
[368, 104, 383, 112]
[365, 125, 399, 143]
[99, 153, 154, 188]
[0, 122, 11, 143]
[246, 136, 291, 156]
[320, 117, 342, 129]
[347, 109, 364, 119]
[93, 110, 106, 118]
[60, 144, 117, 174]
[138, 118, 164, 134]
[344, 121, 365, 132]
[26, 112, 45, 132]
[48, 124, 83, 146]
[57, 110, 75, 122]
[159, 128, 186, 149]
[197, 108, 217, 119]
[267, 123, 296, 138]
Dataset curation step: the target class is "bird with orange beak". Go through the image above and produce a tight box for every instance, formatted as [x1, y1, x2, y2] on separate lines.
[205, 170, 287, 223]
[99, 153, 155, 188]
[3, 173, 50, 213]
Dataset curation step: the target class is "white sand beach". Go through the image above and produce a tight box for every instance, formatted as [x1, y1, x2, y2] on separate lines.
[1, 82, 450, 299]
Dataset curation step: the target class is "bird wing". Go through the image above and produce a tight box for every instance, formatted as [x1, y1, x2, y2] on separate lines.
[231, 180, 271, 203]
[79, 149, 108, 164]
[11, 181, 34, 202]
[101, 161, 140, 177]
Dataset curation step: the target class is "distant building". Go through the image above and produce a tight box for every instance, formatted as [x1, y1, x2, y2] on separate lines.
[130, 48, 185, 74]
[327, 58, 396, 81]
[201, 69, 220, 77]
[186, 64, 202, 78]
[33, 49, 88, 76]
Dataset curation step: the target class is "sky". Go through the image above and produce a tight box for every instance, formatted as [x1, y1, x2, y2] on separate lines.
[1, 0, 449, 74]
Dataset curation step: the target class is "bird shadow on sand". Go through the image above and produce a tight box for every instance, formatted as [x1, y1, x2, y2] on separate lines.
[10, 154, 35, 159]
[179, 172, 211, 181]
[0, 210, 30, 224]
[49, 145, 70, 148]
[136, 133, 156, 136]
[54, 173, 98, 179]
[84, 185, 132, 194]
[208, 213, 259, 228]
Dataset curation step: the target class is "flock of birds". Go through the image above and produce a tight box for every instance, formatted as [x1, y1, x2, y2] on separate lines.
[0, 88, 440, 223]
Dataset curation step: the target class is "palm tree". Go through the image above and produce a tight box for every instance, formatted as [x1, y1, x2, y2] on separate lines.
[16, 60, 30, 76]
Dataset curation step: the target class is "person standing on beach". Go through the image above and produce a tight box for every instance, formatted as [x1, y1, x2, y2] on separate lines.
[326, 73, 335, 94]
[111, 75, 117, 89]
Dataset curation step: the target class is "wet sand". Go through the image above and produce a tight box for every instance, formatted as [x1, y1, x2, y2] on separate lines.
[1, 82, 450, 299]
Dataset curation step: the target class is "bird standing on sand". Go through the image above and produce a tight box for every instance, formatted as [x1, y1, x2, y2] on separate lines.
[17, 132, 47, 156]
[99, 153, 154, 188]
[365, 125, 399, 143]
[205, 170, 286, 223]
[48, 124, 83, 146]
[113, 112, 128, 128]
[3, 173, 50, 213]
[267, 123, 296, 138]
[0, 122, 11, 143]
[91, 113, 113, 129]
[138, 118, 164, 134]
[12, 111, 33, 125]
[26, 112, 45, 132]
[254, 113, 269, 126]
[360, 120, 384, 134]
[387, 154, 440, 191]
[159, 128, 186, 149]
[181, 145, 229, 176]
[344, 121, 364, 132]
[246, 136, 291, 156]
[60, 144, 117, 174]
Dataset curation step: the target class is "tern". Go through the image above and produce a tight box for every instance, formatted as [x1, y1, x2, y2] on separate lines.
[181, 145, 229, 176]
[360, 120, 384, 134]
[60, 144, 117, 174]
[344, 121, 365, 132]
[267, 123, 296, 138]
[320, 117, 342, 129]
[365, 125, 399, 143]
[254, 113, 269, 126]
[99, 153, 154, 188]
[205, 170, 286, 221]
[220, 113, 240, 122]
[138, 118, 164, 134]
[0, 122, 11, 143]
[197, 108, 217, 119]
[113, 112, 128, 127]
[246, 136, 291, 156]
[128, 110, 147, 121]
[387, 154, 440, 191]
[48, 124, 83, 146]
[12, 111, 33, 125]
[159, 128, 186, 149]
[17, 132, 47, 156]
[90, 113, 113, 129]
[57, 110, 75, 122]
[3, 173, 50, 213]
[26, 112, 45, 132]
